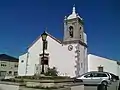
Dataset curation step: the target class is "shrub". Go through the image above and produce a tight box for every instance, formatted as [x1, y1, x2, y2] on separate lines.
[44, 67, 58, 76]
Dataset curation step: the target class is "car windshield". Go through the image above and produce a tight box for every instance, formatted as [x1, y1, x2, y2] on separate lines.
[76, 72, 94, 78]
[76, 72, 90, 78]
[109, 73, 119, 80]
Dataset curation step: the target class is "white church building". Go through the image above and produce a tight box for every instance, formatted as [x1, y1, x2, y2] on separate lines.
[18, 6, 120, 77]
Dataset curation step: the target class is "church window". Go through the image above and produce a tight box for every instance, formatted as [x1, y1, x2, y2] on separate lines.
[69, 26, 73, 38]
[80, 27, 81, 30]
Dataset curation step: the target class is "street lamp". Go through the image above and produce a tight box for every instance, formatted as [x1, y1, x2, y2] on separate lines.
[41, 31, 47, 74]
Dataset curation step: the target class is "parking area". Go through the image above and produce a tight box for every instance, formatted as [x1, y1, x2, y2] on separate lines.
[70, 80, 120, 90]
[73, 71, 120, 90]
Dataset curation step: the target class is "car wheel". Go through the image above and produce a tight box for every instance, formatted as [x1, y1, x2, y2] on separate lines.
[101, 81, 108, 86]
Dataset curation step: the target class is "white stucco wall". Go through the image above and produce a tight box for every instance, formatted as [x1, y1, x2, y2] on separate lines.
[88, 54, 119, 76]
[48, 42, 78, 77]
[27, 36, 78, 77]
[18, 53, 27, 76]
[18, 35, 87, 77]
[49, 42, 87, 77]
[26, 37, 42, 76]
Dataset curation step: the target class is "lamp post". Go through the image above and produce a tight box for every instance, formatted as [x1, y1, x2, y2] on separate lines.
[41, 31, 47, 74]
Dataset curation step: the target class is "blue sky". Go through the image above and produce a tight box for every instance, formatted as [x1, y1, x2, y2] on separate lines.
[0, 0, 120, 60]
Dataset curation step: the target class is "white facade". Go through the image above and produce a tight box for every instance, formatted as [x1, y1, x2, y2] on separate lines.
[18, 6, 87, 77]
[18, 33, 87, 77]
[18, 6, 120, 78]
[88, 54, 120, 77]
[18, 53, 28, 76]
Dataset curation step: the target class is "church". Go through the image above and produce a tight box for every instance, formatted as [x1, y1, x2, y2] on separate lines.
[18, 6, 120, 77]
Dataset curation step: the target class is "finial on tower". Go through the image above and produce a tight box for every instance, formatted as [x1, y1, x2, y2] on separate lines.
[64, 16, 67, 20]
[72, 4, 76, 14]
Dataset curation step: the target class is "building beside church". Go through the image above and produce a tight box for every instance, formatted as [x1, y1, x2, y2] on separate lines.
[88, 54, 120, 77]
[18, 6, 120, 77]
[0, 54, 18, 79]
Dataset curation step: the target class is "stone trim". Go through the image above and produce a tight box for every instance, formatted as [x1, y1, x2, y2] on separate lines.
[65, 17, 84, 25]
[62, 40, 87, 47]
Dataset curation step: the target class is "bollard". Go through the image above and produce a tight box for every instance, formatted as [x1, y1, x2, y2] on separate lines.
[97, 84, 107, 90]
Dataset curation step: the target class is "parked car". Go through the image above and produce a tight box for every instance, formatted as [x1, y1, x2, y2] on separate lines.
[74, 71, 119, 85]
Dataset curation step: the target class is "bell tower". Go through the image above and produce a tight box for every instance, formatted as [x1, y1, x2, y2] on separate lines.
[63, 6, 88, 77]
[63, 6, 84, 43]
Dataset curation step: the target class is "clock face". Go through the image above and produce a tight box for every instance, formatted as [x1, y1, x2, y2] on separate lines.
[68, 45, 73, 51]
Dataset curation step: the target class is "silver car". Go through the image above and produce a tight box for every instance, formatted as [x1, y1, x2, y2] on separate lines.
[76, 71, 119, 85]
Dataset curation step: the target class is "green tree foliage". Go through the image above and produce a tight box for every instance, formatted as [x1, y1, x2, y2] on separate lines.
[44, 67, 58, 76]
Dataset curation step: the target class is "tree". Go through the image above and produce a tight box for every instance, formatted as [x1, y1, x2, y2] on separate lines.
[44, 67, 58, 76]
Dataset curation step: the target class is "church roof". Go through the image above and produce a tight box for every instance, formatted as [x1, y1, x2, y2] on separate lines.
[67, 6, 83, 20]
[27, 31, 87, 50]
[46, 32, 62, 44]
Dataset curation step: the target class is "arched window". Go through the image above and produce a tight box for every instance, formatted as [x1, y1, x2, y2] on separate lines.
[80, 27, 81, 30]
[69, 26, 73, 38]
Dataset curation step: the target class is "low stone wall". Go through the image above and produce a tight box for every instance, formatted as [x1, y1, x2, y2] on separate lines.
[0, 81, 84, 90]
[25, 81, 69, 88]
[19, 86, 71, 90]
[0, 80, 119, 90]
[26, 82, 62, 88]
